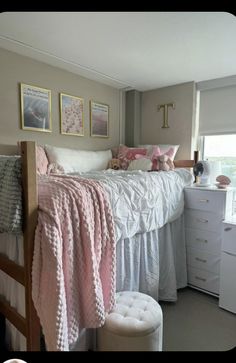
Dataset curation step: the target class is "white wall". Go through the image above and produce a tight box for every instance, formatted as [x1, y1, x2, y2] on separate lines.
[0, 47, 121, 155]
[141, 82, 197, 160]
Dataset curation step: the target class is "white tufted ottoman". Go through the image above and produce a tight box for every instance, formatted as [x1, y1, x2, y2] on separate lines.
[97, 291, 163, 351]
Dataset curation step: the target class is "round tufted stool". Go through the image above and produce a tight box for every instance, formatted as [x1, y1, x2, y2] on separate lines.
[97, 291, 163, 351]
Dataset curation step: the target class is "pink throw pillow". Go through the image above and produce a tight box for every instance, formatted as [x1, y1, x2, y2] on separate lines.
[118, 145, 147, 170]
[36, 145, 49, 175]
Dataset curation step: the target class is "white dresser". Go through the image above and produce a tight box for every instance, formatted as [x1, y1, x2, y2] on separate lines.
[184, 185, 233, 296]
[219, 218, 236, 313]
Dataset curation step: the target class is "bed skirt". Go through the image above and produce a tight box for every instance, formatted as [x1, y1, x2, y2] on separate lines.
[0, 213, 187, 351]
[116, 213, 187, 302]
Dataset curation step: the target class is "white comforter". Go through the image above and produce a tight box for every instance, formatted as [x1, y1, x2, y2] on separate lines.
[71, 169, 193, 241]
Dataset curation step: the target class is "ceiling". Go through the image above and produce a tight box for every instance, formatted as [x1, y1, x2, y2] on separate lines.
[0, 12, 236, 91]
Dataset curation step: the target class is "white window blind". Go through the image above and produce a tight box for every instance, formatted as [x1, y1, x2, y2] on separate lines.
[199, 85, 236, 135]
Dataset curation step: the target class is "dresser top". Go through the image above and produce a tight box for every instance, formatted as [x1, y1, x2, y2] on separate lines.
[223, 215, 236, 225]
[185, 184, 232, 192]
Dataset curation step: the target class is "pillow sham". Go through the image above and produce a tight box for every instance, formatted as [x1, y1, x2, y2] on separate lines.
[45, 144, 112, 173]
[117, 144, 147, 170]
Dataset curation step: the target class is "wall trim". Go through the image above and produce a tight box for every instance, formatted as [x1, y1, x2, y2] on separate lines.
[0, 35, 135, 90]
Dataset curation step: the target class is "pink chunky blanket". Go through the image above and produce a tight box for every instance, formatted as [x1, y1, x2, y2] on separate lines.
[32, 174, 116, 351]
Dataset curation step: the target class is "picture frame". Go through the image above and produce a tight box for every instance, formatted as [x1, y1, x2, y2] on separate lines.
[60, 93, 84, 136]
[20, 83, 52, 132]
[90, 100, 109, 138]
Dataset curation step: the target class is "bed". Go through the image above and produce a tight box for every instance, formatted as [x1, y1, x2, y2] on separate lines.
[0, 141, 199, 351]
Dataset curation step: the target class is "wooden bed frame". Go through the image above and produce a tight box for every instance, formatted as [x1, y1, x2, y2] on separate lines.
[0, 141, 199, 351]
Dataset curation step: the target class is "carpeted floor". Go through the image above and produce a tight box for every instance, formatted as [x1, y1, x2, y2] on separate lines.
[159, 287, 236, 351]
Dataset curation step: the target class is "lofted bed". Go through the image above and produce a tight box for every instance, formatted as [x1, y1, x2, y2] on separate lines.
[0, 141, 199, 351]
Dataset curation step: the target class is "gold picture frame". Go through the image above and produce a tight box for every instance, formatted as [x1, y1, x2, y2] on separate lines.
[60, 93, 84, 136]
[90, 100, 109, 138]
[20, 83, 52, 132]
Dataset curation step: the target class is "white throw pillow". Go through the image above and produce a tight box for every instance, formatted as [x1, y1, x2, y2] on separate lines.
[45, 144, 112, 173]
[127, 158, 152, 171]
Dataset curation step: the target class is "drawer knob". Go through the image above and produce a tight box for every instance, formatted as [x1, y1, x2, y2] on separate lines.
[196, 238, 208, 243]
[224, 227, 232, 232]
[195, 276, 206, 282]
[195, 257, 207, 263]
[199, 199, 209, 203]
[196, 218, 208, 223]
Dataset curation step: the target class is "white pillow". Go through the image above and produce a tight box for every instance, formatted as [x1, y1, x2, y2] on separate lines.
[45, 144, 112, 173]
[138, 144, 179, 160]
[127, 158, 152, 171]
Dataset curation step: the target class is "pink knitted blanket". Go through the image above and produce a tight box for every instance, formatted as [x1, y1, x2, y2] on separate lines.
[32, 174, 116, 351]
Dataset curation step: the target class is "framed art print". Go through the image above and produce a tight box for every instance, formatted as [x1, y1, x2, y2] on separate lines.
[20, 83, 52, 132]
[90, 101, 109, 138]
[60, 93, 84, 136]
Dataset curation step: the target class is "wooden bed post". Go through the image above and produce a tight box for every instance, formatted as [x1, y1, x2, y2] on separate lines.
[174, 150, 199, 169]
[194, 150, 199, 164]
[21, 141, 41, 351]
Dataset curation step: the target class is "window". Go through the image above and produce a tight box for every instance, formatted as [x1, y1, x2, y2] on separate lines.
[203, 134, 236, 187]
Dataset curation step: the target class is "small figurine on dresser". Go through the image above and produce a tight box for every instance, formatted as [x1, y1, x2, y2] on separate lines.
[193, 160, 211, 186]
[216, 175, 231, 189]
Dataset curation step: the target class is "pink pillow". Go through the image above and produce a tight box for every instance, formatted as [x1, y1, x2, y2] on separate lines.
[118, 145, 147, 170]
[36, 145, 49, 175]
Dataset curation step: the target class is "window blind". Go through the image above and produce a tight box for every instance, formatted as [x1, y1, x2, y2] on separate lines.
[199, 85, 236, 135]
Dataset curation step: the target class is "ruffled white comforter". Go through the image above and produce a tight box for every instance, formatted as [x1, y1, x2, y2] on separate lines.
[70, 169, 193, 240]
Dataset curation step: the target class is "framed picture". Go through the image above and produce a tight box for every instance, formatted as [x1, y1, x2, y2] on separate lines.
[20, 83, 52, 132]
[60, 93, 84, 136]
[90, 101, 109, 138]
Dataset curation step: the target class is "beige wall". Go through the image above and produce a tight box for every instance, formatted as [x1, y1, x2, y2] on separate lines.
[0, 48, 121, 154]
[141, 82, 197, 159]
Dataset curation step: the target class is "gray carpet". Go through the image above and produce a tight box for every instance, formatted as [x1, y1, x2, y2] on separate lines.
[159, 287, 236, 351]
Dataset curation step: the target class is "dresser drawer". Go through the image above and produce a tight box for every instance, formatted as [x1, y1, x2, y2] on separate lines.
[222, 223, 236, 254]
[185, 228, 221, 254]
[185, 189, 225, 214]
[185, 209, 223, 233]
[187, 247, 220, 274]
[187, 266, 219, 294]
[219, 251, 236, 313]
